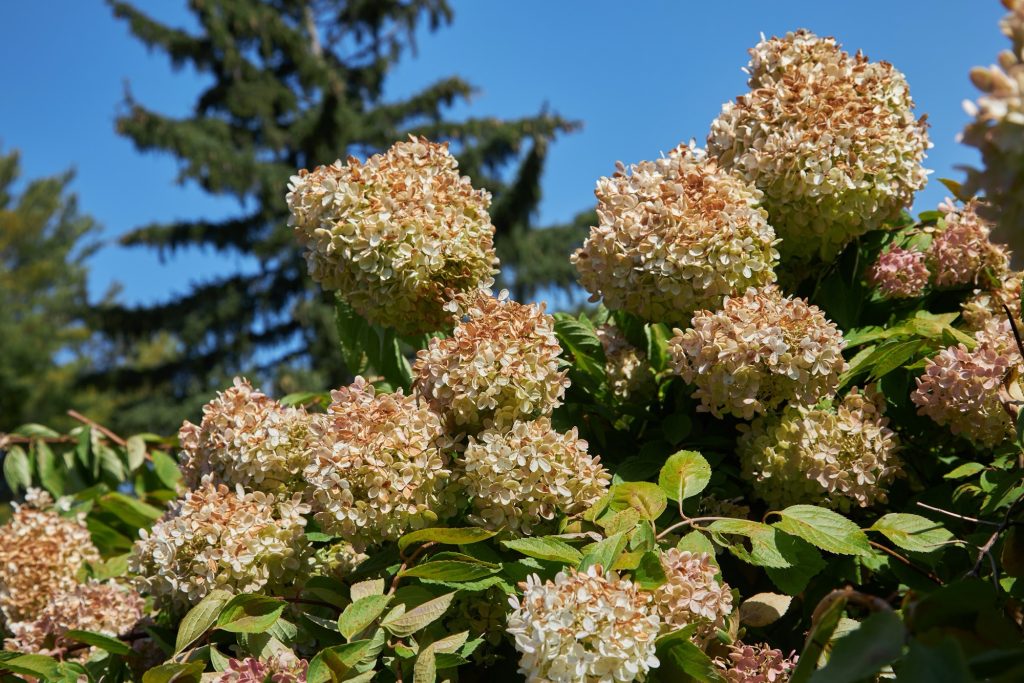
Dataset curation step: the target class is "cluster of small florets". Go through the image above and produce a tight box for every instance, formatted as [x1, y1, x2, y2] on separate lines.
[130, 483, 312, 609]
[304, 377, 455, 550]
[4, 581, 144, 659]
[413, 291, 569, 431]
[962, 271, 1023, 330]
[214, 651, 309, 683]
[458, 418, 611, 536]
[739, 388, 901, 510]
[311, 541, 369, 581]
[596, 323, 656, 401]
[714, 642, 797, 683]
[669, 287, 847, 419]
[911, 320, 1021, 448]
[506, 566, 661, 683]
[867, 247, 929, 299]
[0, 489, 99, 624]
[571, 144, 779, 324]
[286, 136, 498, 335]
[928, 199, 1009, 288]
[178, 377, 316, 494]
[708, 30, 930, 267]
[652, 550, 733, 641]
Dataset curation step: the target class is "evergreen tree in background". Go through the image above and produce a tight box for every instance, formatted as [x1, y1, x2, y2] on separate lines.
[97, 0, 585, 425]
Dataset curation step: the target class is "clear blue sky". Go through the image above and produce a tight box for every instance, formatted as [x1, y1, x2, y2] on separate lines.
[0, 1, 1006, 307]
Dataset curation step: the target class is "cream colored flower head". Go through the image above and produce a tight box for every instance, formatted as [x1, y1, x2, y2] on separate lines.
[413, 290, 569, 431]
[572, 143, 779, 325]
[130, 483, 312, 610]
[927, 199, 1009, 289]
[652, 550, 733, 642]
[739, 387, 901, 510]
[507, 566, 661, 683]
[669, 286, 847, 419]
[458, 418, 611, 536]
[709, 30, 930, 267]
[304, 377, 455, 550]
[287, 136, 498, 335]
[596, 323, 656, 401]
[962, 270, 1023, 330]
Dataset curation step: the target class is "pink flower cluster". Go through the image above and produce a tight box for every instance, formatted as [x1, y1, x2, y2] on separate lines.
[867, 247, 929, 299]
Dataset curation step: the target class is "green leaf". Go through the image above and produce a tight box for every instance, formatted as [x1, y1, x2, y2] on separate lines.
[808, 611, 905, 683]
[0, 653, 62, 680]
[645, 323, 672, 373]
[62, 629, 131, 655]
[870, 514, 954, 554]
[609, 482, 668, 521]
[790, 594, 847, 683]
[658, 450, 711, 502]
[707, 519, 792, 568]
[151, 449, 182, 490]
[3, 445, 31, 493]
[381, 592, 457, 637]
[413, 648, 437, 683]
[944, 462, 986, 480]
[338, 595, 391, 641]
[502, 536, 584, 565]
[654, 628, 726, 682]
[398, 527, 497, 551]
[126, 435, 148, 471]
[895, 638, 974, 682]
[676, 531, 718, 563]
[773, 505, 873, 557]
[141, 662, 205, 683]
[34, 440, 64, 497]
[334, 297, 370, 375]
[632, 551, 668, 590]
[97, 492, 164, 529]
[580, 531, 629, 572]
[175, 589, 233, 653]
[306, 640, 374, 683]
[400, 560, 499, 583]
[13, 423, 60, 439]
[216, 594, 285, 633]
[765, 534, 827, 595]
[349, 579, 386, 602]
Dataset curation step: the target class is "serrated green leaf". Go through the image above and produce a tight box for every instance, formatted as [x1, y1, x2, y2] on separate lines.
[944, 462, 986, 480]
[151, 449, 182, 490]
[790, 594, 847, 683]
[126, 435, 147, 472]
[338, 595, 392, 641]
[397, 527, 497, 551]
[34, 440, 64, 497]
[349, 579, 386, 602]
[63, 628, 131, 655]
[97, 492, 163, 529]
[658, 450, 711, 502]
[306, 640, 373, 683]
[141, 662, 205, 683]
[773, 505, 873, 557]
[176, 589, 233, 652]
[632, 551, 668, 590]
[609, 481, 667, 521]
[580, 531, 628, 571]
[808, 611, 905, 683]
[0, 653, 62, 680]
[381, 592, 457, 637]
[870, 513, 954, 553]
[502, 536, 583, 564]
[400, 560, 500, 583]
[413, 648, 436, 683]
[3, 445, 31, 493]
[216, 594, 285, 633]
[706, 519, 791, 568]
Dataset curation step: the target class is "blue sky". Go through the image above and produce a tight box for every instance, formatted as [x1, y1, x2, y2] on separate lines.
[0, 1, 1006, 306]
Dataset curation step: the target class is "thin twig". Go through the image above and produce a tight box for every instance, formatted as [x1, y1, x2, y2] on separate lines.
[915, 501, 1000, 527]
[67, 409, 126, 446]
[868, 540, 942, 585]
[655, 516, 732, 540]
[389, 541, 436, 595]
[969, 490, 1024, 579]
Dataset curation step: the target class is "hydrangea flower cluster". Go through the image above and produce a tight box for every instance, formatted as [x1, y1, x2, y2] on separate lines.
[669, 287, 847, 419]
[962, 271, 1023, 330]
[714, 642, 797, 683]
[652, 550, 733, 641]
[0, 489, 98, 624]
[738, 388, 901, 510]
[708, 30, 930, 267]
[130, 483, 312, 609]
[458, 418, 611, 536]
[911, 320, 1022, 448]
[304, 377, 455, 549]
[286, 136, 498, 335]
[179, 377, 316, 494]
[4, 581, 144, 659]
[214, 651, 309, 683]
[596, 323, 655, 401]
[927, 199, 1009, 288]
[571, 144, 779, 324]
[413, 291, 569, 431]
[506, 566, 661, 683]
[867, 247, 929, 299]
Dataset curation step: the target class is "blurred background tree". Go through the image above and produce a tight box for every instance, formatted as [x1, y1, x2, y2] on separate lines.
[93, 0, 588, 432]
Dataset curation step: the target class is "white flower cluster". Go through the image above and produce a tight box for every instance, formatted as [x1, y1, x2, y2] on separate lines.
[669, 287, 847, 419]
[708, 30, 930, 268]
[572, 144, 779, 324]
[458, 418, 611, 536]
[739, 388, 901, 510]
[304, 377, 455, 550]
[652, 550, 733, 641]
[287, 136, 498, 335]
[130, 483, 312, 609]
[596, 323, 655, 401]
[507, 566, 661, 683]
[962, 270, 1023, 331]
[413, 291, 569, 431]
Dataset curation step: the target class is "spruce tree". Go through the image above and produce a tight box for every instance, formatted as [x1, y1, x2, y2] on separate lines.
[98, 0, 584, 413]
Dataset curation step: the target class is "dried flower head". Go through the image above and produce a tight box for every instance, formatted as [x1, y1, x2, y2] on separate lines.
[571, 144, 779, 324]
[708, 30, 930, 267]
[596, 323, 656, 401]
[715, 642, 797, 683]
[0, 489, 98, 624]
[961, 270, 1023, 330]
[214, 651, 309, 683]
[927, 199, 1009, 288]
[507, 566, 661, 683]
[652, 550, 733, 641]
[286, 136, 498, 334]
[4, 581, 144, 659]
[305, 377, 455, 550]
[669, 287, 847, 419]
[458, 418, 611, 536]
[867, 247, 929, 299]
[130, 483, 312, 609]
[179, 377, 317, 494]
[739, 388, 901, 510]
[413, 291, 569, 431]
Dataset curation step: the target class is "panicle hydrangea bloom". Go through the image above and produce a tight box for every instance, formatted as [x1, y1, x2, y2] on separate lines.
[911, 319, 1022, 448]
[668, 287, 847, 419]
[962, 271, 1023, 330]
[214, 651, 309, 683]
[179, 377, 317, 494]
[596, 323, 656, 401]
[304, 377, 455, 550]
[286, 136, 498, 335]
[714, 642, 797, 683]
[4, 581, 144, 659]
[458, 418, 611, 536]
[311, 541, 369, 581]
[0, 489, 99, 624]
[652, 550, 733, 641]
[507, 566, 661, 683]
[412, 291, 569, 431]
[867, 247, 929, 299]
[130, 483, 312, 609]
[927, 199, 1010, 288]
[708, 30, 930, 267]
[571, 144, 779, 324]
